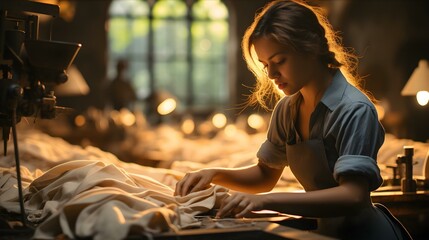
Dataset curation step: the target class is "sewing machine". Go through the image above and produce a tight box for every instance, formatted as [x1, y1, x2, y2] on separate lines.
[0, 0, 81, 227]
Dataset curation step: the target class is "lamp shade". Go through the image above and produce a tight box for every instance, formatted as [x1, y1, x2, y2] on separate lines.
[54, 65, 90, 96]
[401, 59, 429, 96]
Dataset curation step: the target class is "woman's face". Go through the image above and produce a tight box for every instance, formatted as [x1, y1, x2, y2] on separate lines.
[253, 36, 319, 96]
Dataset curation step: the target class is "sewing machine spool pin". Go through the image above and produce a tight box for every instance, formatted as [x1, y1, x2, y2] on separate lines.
[397, 146, 417, 193]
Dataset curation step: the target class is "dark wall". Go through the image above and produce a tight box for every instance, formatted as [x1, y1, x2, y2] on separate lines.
[49, 0, 429, 141]
[50, 0, 110, 112]
[328, 0, 429, 141]
[225, 0, 270, 113]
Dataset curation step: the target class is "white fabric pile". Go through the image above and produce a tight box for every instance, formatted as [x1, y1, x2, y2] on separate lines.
[0, 130, 229, 239]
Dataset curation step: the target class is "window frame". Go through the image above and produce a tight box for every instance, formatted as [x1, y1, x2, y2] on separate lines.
[107, 0, 230, 112]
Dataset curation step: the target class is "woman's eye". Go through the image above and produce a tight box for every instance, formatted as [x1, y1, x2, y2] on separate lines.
[275, 59, 285, 65]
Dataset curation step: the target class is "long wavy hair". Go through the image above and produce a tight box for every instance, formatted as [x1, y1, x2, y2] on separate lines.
[242, 0, 366, 110]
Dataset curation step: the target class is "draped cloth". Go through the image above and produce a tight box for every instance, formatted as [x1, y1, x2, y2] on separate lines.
[0, 160, 229, 240]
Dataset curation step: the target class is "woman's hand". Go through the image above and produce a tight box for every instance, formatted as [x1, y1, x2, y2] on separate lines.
[174, 169, 215, 196]
[216, 192, 265, 218]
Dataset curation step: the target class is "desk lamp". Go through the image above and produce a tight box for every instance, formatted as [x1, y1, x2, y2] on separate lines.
[401, 59, 429, 106]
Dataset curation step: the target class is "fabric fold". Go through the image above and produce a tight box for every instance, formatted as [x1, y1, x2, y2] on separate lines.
[0, 160, 229, 239]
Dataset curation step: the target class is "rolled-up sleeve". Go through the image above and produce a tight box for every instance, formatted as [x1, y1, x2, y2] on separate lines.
[332, 102, 385, 191]
[257, 140, 287, 169]
[334, 155, 383, 191]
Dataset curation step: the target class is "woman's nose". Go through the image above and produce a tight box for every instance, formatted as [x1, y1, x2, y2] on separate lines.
[266, 66, 279, 79]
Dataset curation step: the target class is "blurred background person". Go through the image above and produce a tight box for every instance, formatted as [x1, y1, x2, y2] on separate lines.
[106, 59, 137, 110]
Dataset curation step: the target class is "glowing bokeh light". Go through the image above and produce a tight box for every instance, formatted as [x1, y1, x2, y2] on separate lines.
[74, 115, 86, 127]
[212, 113, 227, 128]
[416, 91, 429, 106]
[224, 124, 237, 138]
[157, 98, 176, 115]
[119, 109, 136, 126]
[247, 113, 265, 130]
[182, 118, 195, 135]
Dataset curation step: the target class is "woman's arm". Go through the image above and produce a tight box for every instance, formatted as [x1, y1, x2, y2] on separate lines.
[174, 162, 283, 196]
[264, 174, 371, 217]
[213, 162, 284, 193]
[216, 174, 371, 218]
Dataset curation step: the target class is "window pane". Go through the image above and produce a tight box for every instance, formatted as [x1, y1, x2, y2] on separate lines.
[109, 18, 131, 54]
[109, 0, 148, 17]
[108, 0, 150, 99]
[154, 61, 188, 100]
[193, 61, 227, 107]
[193, 0, 228, 20]
[191, 0, 228, 108]
[153, 20, 188, 57]
[153, 0, 187, 18]
[192, 21, 228, 54]
[131, 60, 150, 98]
[153, 0, 188, 106]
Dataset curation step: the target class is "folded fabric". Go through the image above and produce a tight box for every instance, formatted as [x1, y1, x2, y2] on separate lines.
[0, 160, 229, 239]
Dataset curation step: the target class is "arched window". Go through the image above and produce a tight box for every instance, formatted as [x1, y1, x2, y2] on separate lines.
[108, 0, 229, 112]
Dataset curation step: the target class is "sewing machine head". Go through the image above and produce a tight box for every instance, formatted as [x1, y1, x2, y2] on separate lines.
[0, 0, 81, 151]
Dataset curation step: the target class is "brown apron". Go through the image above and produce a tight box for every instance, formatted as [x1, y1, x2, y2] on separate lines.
[286, 139, 409, 240]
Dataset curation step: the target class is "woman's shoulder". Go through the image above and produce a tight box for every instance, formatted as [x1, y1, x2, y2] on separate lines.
[332, 71, 374, 108]
[342, 84, 376, 110]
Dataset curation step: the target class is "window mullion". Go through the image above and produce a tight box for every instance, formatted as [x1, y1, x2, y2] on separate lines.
[148, 1, 155, 95]
[186, 2, 193, 108]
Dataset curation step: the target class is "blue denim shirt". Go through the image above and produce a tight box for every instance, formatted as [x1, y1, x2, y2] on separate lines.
[257, 70, 385, 191]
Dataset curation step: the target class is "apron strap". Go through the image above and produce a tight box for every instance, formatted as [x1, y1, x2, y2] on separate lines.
[373, 203, 413, 240]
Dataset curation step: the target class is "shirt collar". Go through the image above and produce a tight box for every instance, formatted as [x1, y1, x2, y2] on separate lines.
[320, 70, 348, 111]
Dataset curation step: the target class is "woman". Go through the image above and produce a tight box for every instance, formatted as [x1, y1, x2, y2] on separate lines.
[175, 1, 410, 239]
